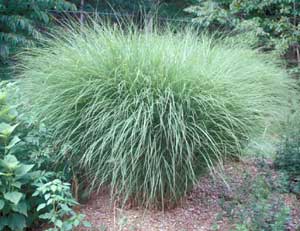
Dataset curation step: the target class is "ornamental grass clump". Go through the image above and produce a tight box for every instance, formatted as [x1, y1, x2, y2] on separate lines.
[19, 22, 292, 207]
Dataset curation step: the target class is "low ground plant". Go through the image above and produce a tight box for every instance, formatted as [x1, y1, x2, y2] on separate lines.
[33, 179, 90, 231]
[215, 163, 293, 231]
[275, 112, 300, 196]
[19, 21, 294, 206]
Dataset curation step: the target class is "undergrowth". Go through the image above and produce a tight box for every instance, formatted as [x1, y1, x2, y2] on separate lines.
[275, 111, 300, 196]
[214, 160, 295, 231]
[0, 82, 90, 230]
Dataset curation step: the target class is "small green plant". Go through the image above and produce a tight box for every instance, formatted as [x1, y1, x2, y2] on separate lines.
[234, 224, 248, 231]
[0, 154, 36, 230]
[33, 179, 91, 231]
[98, 224, 108, 231]
[19, 21, 294, 206]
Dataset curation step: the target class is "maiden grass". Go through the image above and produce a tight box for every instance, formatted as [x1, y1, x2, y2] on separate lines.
[19, 22, 293, 207]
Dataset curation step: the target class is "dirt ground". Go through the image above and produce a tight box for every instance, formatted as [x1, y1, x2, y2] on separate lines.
[78, 179, 228, 231]
[77, 160, 300, 231]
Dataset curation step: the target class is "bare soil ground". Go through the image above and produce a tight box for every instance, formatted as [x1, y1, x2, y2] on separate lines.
[77, 160, 300, 231]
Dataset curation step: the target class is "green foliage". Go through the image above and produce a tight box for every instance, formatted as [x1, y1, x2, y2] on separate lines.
[19, 22, 293, 207]
[0, 0, 76, 79]
[33, 179, 90, 231]
[75, 0, 153, 12]
[0, 82, 88, 230]
[0, 85, 41, 230]
[0, 84, 18, 154]
[233, 200, 290, 231]
[0, 83, 45, 230]
[0, 154, 87, 231]
[275, 128, 300, 176]
[232, 188, 290, 231]
[158, 0, 198, 18]
[186, 0, 300, 57]
[72, 0, 195, 17]
[0, 154, 36, 231]
[218, 166, 292, 231]
[275, 113, 300, 195]
[0, 82, 50, 164]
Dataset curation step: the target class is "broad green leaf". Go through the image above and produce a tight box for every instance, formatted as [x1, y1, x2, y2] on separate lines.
[15, 164, 34, 177]
[32, 191, 40, 197]
[12, 201, 28, 216]
[0, 122, 18, 138]
[83, 221, 92, 227]
[44, 193, 50, 200]
[6, 135, 21, 150]
[55, 219, 63, 228]
[4, 191, 23, 205]
[63, 223, 73, 230]
[7, 213, 26, 230]
[39, 213, 52, 220]
[0, 199, 4, 209]
[0, 217, 8, 230]
[11, 181, 22, 189]
[36, 203, 46, 211]
[2, 155, 19, 170]
[46, 198, 53, 205]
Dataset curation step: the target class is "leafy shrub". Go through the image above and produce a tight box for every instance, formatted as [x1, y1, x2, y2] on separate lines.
[0, 0, 76, 79]
[71, 0, 195, 19]
[0, 82, 88, 230]
[0, 83, 18, 156]
[0, 154, 37, 230]
[185, 0, 300, 60]
[0, 82, 41, 230]
[0, 82, 58, 178]
[19, 22, 293, 206]
[0, 154, 89, 231]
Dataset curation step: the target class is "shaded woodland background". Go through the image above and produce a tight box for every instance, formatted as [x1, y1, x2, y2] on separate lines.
[1, 0, 299, 80]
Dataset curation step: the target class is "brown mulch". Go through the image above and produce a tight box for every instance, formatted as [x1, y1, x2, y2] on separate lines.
[76, 160, 300, 231]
